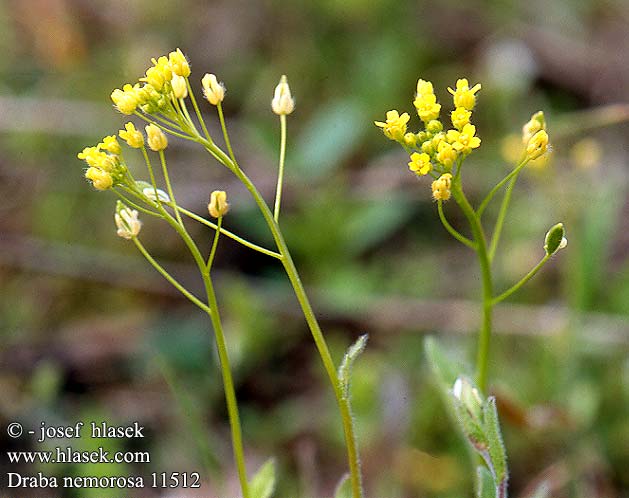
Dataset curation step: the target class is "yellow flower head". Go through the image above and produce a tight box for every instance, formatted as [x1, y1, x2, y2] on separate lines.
[99, 135, 122, 155]
[416, 79, 435, 98]
[526, 130, 548, 160]
[119, 122, 145, 148]
[436, 141, 458, 169]
[142, 66, 166, 92]
[448, 79, 481, 110]
[77, 146, 116, 171]
[145, 123, 168, 151]
[375, 110, 410, 141]
[408, 152, 432, 175]
[271, 75, 295, 115]
[168, 48, 191, 78]
[413, 93, 441, 122]
[85, 167, 113, 190]
[201, 73, 225, 106]
[141, 56, 172, 91]
[451, 107, 472, 130]
[447, 123, 481, 153]
[111, 84, 141, 115]
[208, 190, 229, 218]
[432, 173, 453, 201]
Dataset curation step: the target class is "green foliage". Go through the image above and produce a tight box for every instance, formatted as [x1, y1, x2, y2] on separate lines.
[338, 334, 368, 398]
[250, 458, 277, 498]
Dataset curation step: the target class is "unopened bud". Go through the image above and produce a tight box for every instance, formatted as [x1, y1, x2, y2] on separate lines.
[85, 167, 113, 190]
[201, 73, 225, 106]
[208, 190, 229, 218]
[522, 111, 545, 145]
[145, 123, 168, 151]
[171, 74, 188, 99]
[453, 377, 483, 421]
[526, 130, 548, 160]
[271, 75, 294, 115]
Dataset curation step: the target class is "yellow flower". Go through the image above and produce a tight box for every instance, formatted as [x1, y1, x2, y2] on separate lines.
[448, 124, 481, 153]
[451, 107, 472, 130]
[201, 73, 225, 106]
[85, 167, 113, 190]
[77, 146, 116, 171]
[208, 190, 229, 218]
[145, 124, 168, 151]
[111, 84, 140, 115]
[436, 141, 457, 169]
[119, 122, 144, 148]
[526, 130, 548, 160]
[413, 93, 441, 122]
[432, 173, 453, 201]
[171, 74, 188, 99]
[168, 48, 191, 77]
[140, 56, 172, 92]
[99, 135, 121, 155]
[142, 65, 167, 91]
[408, 152, 432, 175]
[448, 78, 481, 110]
[271, 75, 295, 115]
[375, 110, 410, 141]
[416, 79, 434, 98]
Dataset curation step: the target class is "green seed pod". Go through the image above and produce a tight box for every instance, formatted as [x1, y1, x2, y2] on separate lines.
[544, 223, 567, 255]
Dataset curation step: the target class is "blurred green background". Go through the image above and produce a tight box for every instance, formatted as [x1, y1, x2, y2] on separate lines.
[1, 1, 628, 497]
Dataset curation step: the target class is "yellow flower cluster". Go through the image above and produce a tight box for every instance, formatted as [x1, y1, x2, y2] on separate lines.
[375, 77, 483, 200]
[110, 48, 191, 115]
[77, 136, 126, 190]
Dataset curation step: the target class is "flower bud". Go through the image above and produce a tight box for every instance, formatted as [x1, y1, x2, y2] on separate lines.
[431, 173, 453, 201]
[426, 119, 443, 134]
[526, 130, 548, 160]
[171, 74, 188, 99]
[145, 124, 168, 151]
[208, 190, 229, 218]
[522, 111, 545, 145]
[271, 75, 295, 115]
[544, 222, 567, 255]
[452, 377, 483, 421]
[85, 167, 113, 190]
[201, 73, 225, 106]
[115, 202, 142, 239]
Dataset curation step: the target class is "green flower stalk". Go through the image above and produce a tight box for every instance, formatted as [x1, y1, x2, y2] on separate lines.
[79, 49, 364, 498]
